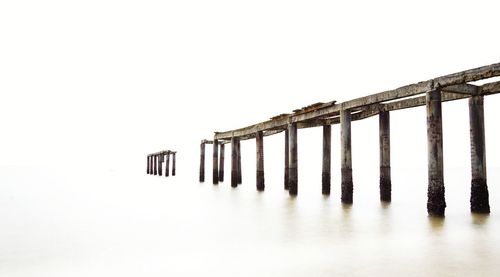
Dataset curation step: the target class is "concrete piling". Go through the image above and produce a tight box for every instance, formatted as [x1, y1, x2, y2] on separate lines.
[469, 95, 490, 213]
[379, 111, 391, 202]
[340, 109, 353, 204]
[426, 90, 446, 217]
[256, 131, 265, 191]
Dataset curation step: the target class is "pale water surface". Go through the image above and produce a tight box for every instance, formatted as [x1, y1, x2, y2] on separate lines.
[1, 165, 499, 276]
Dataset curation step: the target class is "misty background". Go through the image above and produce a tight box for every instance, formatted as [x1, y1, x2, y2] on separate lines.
[2, 1, 500, 276]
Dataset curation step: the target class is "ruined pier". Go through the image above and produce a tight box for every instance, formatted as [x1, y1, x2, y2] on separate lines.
[199, 62, 500, 216]
[147, 150, 177, 178]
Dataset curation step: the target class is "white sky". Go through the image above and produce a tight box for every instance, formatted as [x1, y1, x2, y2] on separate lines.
[1, 0, 500, 176]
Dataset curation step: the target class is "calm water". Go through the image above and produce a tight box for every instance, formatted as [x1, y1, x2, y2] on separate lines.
[1, 165, 499, 276]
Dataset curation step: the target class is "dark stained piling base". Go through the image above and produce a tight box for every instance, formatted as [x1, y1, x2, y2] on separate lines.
[379, 175, 391, 202]
[231, 171, 238, 187]
[471, 178, 490, 213]
[341, 169, 353, 203]
[289, 172, 298, 196]
[322, 172, 330, 195]
[257, 171, 265, 191]
[427, 180, 446, 217]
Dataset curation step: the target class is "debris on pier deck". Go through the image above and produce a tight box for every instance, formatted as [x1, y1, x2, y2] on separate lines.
[147, 150, 177, 178]
[200, 62, 500, 216]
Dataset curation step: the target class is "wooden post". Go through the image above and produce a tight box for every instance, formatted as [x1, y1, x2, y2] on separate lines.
[322, 125, 331, 195]
[340, 109, 353, 203]
[199, 142, 205, 182]
[256, 131, 265, 191]
[288, 122, 298, 196]
[469, 96, 490, 213]
[219, 144, 225, 182]
[284, 129, 289, 190]
[231, 137, 238, 187]
[213, 139, 219, 185]
[237, 139, 242, 184]
[426, 90, 446, 216]
[150, 155, 153, 175]
[172, 152, 176, 176]
[379, 111, 391, 202]
[158, 154, 163, 176]
[154, 154, 158, 175]
[165, 152, 170, 177]
[147, 155, 150, 174]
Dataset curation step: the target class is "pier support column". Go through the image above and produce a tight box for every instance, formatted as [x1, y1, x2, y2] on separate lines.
[426, 90, 446, 216]
[237, 140, 242, 184]
[322, 125, 331, 195]
[154, 155, 158, 175]
[213, 139, 219, 185]
[147, 155, 150, 174]
[219, 144, 225, 182]
[469, 96, 490, 213]
[256, 131, 265, 191]
[199, 142, 205, 182]
[379, 111, 391, 202]
[231, 137, 238, 187]
[288, 123, 298, 196]
[149, 155, 153, 174]
[172, 152, 176, 176]
[284, 129, 289, 190]
[340, 109, 353, 203]
[158, 154, 163, 176]
[165, 152, 170, 177]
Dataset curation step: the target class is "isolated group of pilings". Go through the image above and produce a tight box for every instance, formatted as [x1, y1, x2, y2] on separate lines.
[200, 92, 491, 217]
[147, 151, 176, 177]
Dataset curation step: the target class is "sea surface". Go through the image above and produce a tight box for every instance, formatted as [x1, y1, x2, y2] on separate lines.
[1, 164, 499, 277]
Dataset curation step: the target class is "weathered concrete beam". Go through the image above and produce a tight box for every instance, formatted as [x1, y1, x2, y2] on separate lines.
[481, 80, 500, 96]
[213, 63, 500, 140]
[442, 84, 479, 95]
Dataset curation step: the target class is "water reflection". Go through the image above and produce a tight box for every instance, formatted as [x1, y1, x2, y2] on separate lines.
[427, 215, 445, 233]
[471, 213, 489, 226]
[2, 170, 499, 277]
